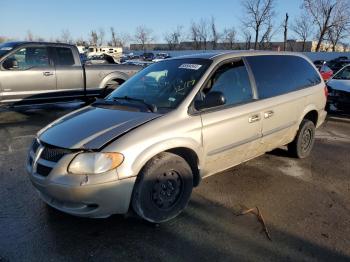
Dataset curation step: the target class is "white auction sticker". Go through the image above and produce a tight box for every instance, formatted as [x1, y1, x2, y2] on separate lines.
[179, 64, 202, 70]
[0, 47, 13, 51]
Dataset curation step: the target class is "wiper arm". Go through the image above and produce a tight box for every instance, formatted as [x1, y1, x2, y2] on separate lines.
[112, 96, 157, 112]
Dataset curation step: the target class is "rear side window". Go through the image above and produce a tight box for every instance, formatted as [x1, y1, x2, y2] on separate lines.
[246, 55, 321, 99]
[54, 47, 75, 66]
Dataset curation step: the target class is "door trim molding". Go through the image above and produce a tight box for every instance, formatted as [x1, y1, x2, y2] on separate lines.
[262, 121, 297, 137]
[208, 133, 261, 156]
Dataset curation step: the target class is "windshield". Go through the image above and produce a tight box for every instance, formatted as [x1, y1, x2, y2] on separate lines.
[107, 58, 212, 111]
[332, 66, 350, 80]
[0, 42, 18, 59]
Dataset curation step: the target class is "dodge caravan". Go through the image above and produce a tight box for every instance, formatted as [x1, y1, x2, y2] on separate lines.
[27, 51, 327, 223]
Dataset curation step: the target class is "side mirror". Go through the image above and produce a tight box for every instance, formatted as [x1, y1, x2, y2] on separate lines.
[3, 57, 18, 70]
[195, 91, 226, 110]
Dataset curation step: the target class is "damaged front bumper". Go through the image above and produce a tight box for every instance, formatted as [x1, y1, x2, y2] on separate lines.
[26, 140, 136, 218]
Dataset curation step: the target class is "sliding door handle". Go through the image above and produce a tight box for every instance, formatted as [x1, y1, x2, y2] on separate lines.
[264, 110, 274, 118]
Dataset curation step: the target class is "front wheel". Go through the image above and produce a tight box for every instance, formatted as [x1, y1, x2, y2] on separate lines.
[288, 119, 315, 158]
[132, 152, 193, 223]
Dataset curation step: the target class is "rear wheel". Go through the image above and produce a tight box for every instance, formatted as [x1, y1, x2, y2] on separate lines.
[288, 119, 315, 158]
[102, 79, 122, 97]
[132, 152, 193, 223]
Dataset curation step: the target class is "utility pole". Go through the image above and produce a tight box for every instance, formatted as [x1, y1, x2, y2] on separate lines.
[283, 13, 289, 51]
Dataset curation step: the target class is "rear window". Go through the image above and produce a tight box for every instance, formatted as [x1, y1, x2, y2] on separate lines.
[246, 55, 321, 99]
[54, 47, 75, 66]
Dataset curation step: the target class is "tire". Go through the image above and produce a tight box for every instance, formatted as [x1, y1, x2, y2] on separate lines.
[288, 119, 316, 158]
[102, 80, 121, 97]
[132, 152, 193, 223]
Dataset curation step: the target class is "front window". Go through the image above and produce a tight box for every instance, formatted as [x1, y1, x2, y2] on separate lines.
[2, 46, 49, 70]
[332, 66, 350, 80]
[106, 58, 212, 111]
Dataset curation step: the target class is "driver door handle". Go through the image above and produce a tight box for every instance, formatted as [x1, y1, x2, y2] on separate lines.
[43, 71, 54, 76]
[248, 114, 260, 123]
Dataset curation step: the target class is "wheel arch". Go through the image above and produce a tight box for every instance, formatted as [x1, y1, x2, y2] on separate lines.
[298, 105, 319, 127]
[130, 139, 203, 187]
[99, 71, 128, 90]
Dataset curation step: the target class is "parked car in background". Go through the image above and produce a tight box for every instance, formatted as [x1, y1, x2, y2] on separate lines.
[152, 53, 171, 62]
[313, 60, 327, 67]
[85, 54, 118, 64]
[326, 65, 350, 113]
[314, 62, 333, 81]
[141, 52, 155, 61]
[0, 42, 142, 105]
[27, 51, 326, 223]
[327, 57, 350, 74]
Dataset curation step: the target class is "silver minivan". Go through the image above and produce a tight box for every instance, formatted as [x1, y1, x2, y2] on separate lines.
[27, 51, 327, 223]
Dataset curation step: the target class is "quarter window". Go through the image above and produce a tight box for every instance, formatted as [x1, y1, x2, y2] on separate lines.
[246, 55, 321, 99]
[204, 59, 253, 106]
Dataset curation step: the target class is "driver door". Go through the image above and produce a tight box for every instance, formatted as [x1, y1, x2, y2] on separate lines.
[0, 45, 56, 103]
[199, 59, 263, 177]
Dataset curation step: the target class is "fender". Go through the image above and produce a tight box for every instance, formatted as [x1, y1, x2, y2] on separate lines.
[125, 137, 204, 180]
[99, 71, 129, 90]
[298, 103, 318, 126]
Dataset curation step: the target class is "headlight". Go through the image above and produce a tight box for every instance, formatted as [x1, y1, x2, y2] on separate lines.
[68, 152, 124, 175]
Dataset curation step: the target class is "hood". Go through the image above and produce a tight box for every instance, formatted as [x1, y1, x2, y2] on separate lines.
[327, 79, 350, 93]
[38, 106, 161, 149]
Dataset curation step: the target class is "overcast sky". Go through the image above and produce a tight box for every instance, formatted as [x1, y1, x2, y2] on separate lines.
[0, 0, 302, 42]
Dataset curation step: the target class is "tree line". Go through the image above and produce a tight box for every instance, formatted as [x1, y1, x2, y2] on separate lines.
[1, 0, 350, 52]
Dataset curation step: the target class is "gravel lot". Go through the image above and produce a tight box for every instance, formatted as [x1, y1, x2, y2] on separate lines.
[0, 103, 349, 262]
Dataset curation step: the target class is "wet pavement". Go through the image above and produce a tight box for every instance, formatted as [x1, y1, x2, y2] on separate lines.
[0, 103, 349, 262]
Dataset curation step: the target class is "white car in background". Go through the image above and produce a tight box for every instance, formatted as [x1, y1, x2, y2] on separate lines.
[152, 53, 171, 62]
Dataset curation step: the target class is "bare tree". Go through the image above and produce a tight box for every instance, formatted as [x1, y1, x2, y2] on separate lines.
[90, 30, 98, 46]
[259, 18, 275, 49]
[98, 28, 105, 46]
[134, 26, 154, 51]
[327, 1, 350, 51]
[189, 21, 200, 49]
[222, 27, 236, 49]
[198, 18, 210, 49]
[302, 0, 350, 52]
[291, 13, 313, 51]
[243, 30, 252, 49]
[164, 25, 183, 50]
[242, 0, 275, 50]
[76, 38, 88, 46]
[328, 23, 349, 51]
[60, 29, 72, 44]
[283, 13, 289, 51]
[118, 32, 131, 48]
[25, 30, 34, 41]
[110, 27, 118, 47]
[210, 16, 220, 50]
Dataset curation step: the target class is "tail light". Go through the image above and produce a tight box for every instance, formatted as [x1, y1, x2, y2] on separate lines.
[324, 86, 328, 97]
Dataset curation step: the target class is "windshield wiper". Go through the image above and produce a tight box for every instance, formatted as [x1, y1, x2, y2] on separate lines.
[112, 96, 157, 113]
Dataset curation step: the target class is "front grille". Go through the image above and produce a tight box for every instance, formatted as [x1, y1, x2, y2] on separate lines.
[40, 146, 71, 162]
[29, 141, 73, 177]
[36, 163, 52, 177]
